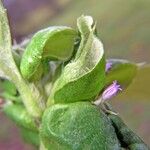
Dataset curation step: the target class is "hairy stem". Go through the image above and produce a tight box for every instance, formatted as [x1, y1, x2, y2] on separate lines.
[0, 1, 45, 119]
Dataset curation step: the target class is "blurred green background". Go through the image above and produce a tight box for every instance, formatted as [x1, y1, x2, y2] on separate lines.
[0, 0, 150, 149]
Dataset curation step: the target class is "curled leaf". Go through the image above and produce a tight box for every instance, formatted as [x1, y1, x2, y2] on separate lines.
[48, 15, 105, 105]
[20, 26, 77, 81]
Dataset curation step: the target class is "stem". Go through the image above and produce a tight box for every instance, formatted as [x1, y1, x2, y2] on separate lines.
[93, 96, 102, 106]
[39, 141, 47, 150]
[15, 78, 44, 118]
[0, 1, 45, 119]
[0, 59, 45, 118]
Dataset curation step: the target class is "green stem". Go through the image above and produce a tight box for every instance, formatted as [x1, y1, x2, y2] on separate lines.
[40, 141, 47, 150]
[0, 60, 44, 118]
[15, 79, 44, 118]
[0, 1, 45, 119]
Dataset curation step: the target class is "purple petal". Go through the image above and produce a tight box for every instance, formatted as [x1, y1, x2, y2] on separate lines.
[105, 62, 112, 72]
[102, 81, 122, 101]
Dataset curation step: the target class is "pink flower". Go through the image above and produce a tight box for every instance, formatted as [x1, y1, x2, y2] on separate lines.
[102, 81, 122, 101]
[93, 81, 122, 105]
[105, 62, 112, 72]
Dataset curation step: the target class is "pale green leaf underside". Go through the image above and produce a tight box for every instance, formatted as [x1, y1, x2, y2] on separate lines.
[48, 16, 105, 104]
[20, 26, 77, 80]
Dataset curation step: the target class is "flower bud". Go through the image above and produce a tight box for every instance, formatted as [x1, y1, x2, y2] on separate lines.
[102, 81, 122, 101]
[105, 62, 112, 72]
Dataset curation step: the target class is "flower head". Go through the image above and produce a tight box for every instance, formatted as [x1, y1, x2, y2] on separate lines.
[102, 81, 122, 101]
[105, 62, 112, 72]
[93, 80, 122, 106]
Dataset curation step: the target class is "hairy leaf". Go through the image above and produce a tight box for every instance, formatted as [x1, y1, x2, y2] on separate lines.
[106, 59, 137, 88]
[48, 16, 105, 105]
[40, 102, 120, 150]
[20, 26, 77, 81]
[107, 110, 149, 149]
[3, 103, 38, 131]
[1, 80, 17, 95]
[0, 79, 21, 102]
[21, 128, 39, 147]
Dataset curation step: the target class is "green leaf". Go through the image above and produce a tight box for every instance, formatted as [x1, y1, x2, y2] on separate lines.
[20, 26, 77, 81]
[3, 103, 38, 131]
[40, 102, 120, 150]
[0, 92, 21, 102]
[106, 59, 137, 88]
[12, 50, 21, 68]
[21, 128, 39, 147]
[110, 114, 150, 150]
[1, 80, 17, 95]
[0, 79, 20, 102]
[47, 16, 105, 105]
